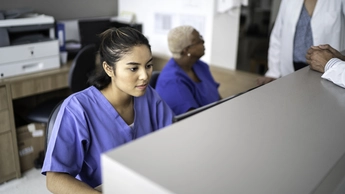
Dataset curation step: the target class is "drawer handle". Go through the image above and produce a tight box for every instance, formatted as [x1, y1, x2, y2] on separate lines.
[22, 63, 43, 72]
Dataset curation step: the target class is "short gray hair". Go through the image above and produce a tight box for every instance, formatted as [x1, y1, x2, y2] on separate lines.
[167, 25, 194, 59]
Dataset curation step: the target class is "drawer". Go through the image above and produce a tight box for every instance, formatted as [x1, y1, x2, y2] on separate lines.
[0, 109, 10, 133]
[11, 73, 68, 99]
[0, 86, 8, 111]
[0, 131, 18, 184]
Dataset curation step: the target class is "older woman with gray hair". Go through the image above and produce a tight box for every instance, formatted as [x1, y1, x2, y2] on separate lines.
[155, 25, 221, 115]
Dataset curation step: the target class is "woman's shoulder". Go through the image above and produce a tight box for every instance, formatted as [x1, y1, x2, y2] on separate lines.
[161, 58, 179, 71]
[159, 62, 186, 81]
[195, 60, 211, 70]
[62, 86, 101, 109]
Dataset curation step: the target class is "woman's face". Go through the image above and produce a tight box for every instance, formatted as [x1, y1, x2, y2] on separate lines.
[186, 30, 205, 58]
[111, 45, 153, 97]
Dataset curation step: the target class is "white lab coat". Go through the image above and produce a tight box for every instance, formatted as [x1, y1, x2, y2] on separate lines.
[322, 58, 345, 88]
[266, 0, 345, 78]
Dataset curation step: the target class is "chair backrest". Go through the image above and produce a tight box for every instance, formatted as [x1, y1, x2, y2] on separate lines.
[45, 100, 63, 152]
[68, 44, 97, 93]
[150, 71, 160, 89]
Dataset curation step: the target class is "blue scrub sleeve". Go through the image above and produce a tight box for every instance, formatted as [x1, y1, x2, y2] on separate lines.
[159, 79, 199, 115]
[42, 106, 88, 177]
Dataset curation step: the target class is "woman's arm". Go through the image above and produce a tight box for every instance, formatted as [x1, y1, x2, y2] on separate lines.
[46, 172, 101, 194]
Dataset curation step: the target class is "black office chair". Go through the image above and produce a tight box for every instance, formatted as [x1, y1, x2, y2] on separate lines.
[26, 44, 97, 124]
[45, 101, 62, 152]
[150, 71, 160, 89]
[34, 100, 63, 169]
[68, 44, 97, 93]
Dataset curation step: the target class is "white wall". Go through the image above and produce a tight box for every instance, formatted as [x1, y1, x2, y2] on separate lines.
[211, 8, 241, 69]
[119, 0, 242, 70]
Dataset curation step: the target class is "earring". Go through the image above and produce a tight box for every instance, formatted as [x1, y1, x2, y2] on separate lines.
[187, 53, 191, 57]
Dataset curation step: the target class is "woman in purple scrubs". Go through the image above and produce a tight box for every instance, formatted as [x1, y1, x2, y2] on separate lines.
[42, 27, 175, 193]
[155, 25, 221, 115]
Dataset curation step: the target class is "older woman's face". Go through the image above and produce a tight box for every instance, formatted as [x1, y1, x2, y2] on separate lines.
[186, 30, 205, 58]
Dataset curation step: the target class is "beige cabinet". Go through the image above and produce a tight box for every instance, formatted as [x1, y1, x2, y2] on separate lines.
[0, 84, 21, 183]
[0, 62, 71, 184]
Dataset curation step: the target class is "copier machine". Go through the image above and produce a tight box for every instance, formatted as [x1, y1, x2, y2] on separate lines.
[0, 10, 60, 78]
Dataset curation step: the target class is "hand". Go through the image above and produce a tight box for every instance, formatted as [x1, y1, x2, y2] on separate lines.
[306, 46, 335, 73]
[317, 44, 345, 61]
[257, 76, 276, 86]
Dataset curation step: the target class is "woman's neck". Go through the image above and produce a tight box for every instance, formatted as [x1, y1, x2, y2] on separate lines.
[174, 57, 201, 82]
[102, 86, 132, 107]
[174, 57, 197, 72]
[304, 0, 317, 16]
[101, 85, 134, 124]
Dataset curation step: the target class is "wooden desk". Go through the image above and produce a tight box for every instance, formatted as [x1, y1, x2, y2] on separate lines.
[209, 65, 259, 98]
[102, 67, 345, 194]
[0, 62, 71, 183]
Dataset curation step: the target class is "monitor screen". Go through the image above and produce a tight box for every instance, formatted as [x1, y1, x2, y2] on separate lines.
[78, 18, 143, 49]
[78, 18, 111, 48]
[173, 85, 261, 123]
[110, 21, 142, 33]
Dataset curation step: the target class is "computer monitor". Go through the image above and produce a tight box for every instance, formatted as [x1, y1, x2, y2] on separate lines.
[78, 18, 143, 49]
[173, 85, 262, 123]
[78, 18, 111, 48]
[110, 21, 142, 33]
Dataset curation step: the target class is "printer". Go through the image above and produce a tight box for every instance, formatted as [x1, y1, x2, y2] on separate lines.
[0, 10, 60, 78]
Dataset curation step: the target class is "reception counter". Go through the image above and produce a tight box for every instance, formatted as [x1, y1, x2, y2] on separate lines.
[102, 67, 345, 194]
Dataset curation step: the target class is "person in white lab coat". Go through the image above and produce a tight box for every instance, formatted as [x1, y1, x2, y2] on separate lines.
[257, 0, 345, 85]
[306, 44, 345, 88]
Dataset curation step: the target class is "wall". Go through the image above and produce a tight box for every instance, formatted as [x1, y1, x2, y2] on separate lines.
[211, 9, 241, 70]
[119, 0, 242, 70]
[119, 0, 213, 64]
[1, 0, 119, 43]
[1, 0, 118, 20]
[2, 0, 242, 69]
